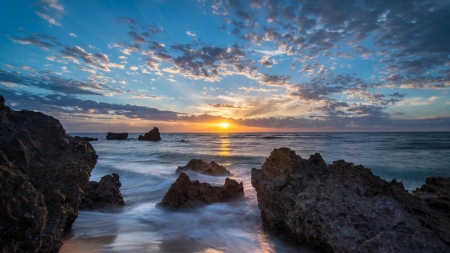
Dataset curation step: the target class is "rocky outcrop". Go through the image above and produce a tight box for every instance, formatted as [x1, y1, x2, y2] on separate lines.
[158, 173, 244, 209]
[251, 147, 450, 253]
[138, 127, 161, 141]
[176, 159, 231, 176]
[106, 132, 128, 140]
[80, 173, 125, 210]
[73, 136, 98, 141]
[0, 107, 98, 252]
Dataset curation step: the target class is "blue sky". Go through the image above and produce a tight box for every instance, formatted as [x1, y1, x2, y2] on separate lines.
[1, 0, 449, 132]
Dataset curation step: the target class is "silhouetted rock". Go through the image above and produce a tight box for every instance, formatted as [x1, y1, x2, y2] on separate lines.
[80, 173, 125, 210]
[138, 127, 161, 141]
[158, 173, 244, 209]
[106, 132, 128, 140]
[0, 107, 98, 253]
[251, 147, 450, 253]
[176, 159, 231, 176]
[74, 136, 98, 141]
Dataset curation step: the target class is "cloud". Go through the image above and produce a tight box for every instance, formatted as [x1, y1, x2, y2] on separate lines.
[208, 103, 242, 109]
[186, 31, 196, 37]
[36, 0, 64, 25]
[68, 33, 77, 37]
[9, 32, 61, 50]
[1, 88, 179, 121]
[0, 69, 112, 95]
[41, 0, 64, 11]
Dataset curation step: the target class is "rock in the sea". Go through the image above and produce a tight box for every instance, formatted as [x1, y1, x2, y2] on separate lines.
[138, 127, 161, 141]
[176, 159, 231, 176]
[158, 173, 244, 208]
[0, 107, 98, 252]
[74, 136, 98, 141]
[251, 147, 450, 253]
[80, 173, 125, 210]
[106, 132, 128, 140]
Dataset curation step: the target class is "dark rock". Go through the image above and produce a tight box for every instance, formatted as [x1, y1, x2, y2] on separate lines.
[138, 127, 161, 141]
[158, 173, 244, 209]
[80, 173, 125, 210]
[251, 147, 450, 253]
[176, 159, 231, 176]
[0, 107, 98, 252]
[106, 132, 128, 140]
[74, 136, 98, 141]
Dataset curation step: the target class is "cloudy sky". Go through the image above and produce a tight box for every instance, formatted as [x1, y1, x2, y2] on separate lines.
[1, 0, 449, 132]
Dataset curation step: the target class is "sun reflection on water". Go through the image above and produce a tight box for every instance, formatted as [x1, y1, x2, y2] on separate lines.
[218, 135, 230, 156]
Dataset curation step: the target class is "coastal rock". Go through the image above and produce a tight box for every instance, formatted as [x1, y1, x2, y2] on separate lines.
[106, 132, 128, 140]
[251, 147, 450, 253]
[80, 173, 125, 210]
[158, 173, 244, 208]
[138, 127, 161, 141]
[0, 107, 98, 252]
[176, 159, 231, 176]
[74, 136, 98, 141]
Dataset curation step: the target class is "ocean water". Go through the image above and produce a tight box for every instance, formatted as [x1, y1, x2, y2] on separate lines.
[65, 132, 450, 252]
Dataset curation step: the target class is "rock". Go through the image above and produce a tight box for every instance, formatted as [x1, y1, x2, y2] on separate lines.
[158, 173, 244, 209]
[176, 159, 231, 176]
[0, 107, 98, 252]
[80, 173, 125, 210]
[74, 136, 98, 141]
[251, 147, 450, 253]
[138, 127, 161, 141]
[106, 132, 128, 140]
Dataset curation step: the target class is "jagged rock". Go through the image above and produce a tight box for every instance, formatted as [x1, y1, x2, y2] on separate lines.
[251, 147, 450, 253]
[0, 107, 98, 252]
[74, 136, 98, 141]
[80, 173, 125, 210]
[158, 173, 244, 209]
[176, 159, 231, 176]
[138, 127, 161, 141]
[106, 132, 128, 140]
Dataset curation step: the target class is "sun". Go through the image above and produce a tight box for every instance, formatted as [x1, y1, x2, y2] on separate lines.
[219, 122, 230, 128]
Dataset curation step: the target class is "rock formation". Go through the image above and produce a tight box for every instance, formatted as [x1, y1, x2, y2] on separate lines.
[251, 147, 450, 253]
[158, 173, 244, 209]
[0, 106, 124, 253]
[106, 132, 128, 140]
[73, 136, 98, 141]
[0, 107, 98, 252]
[80, 173, 125, 210]
[138, 127, 161, 141]
[176, 159, 231, 176]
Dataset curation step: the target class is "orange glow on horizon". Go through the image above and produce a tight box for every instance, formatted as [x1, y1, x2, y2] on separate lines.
[219, 122, 230, 128]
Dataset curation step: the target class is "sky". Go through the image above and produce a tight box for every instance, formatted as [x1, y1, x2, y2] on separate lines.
[0, 0, 449, 132]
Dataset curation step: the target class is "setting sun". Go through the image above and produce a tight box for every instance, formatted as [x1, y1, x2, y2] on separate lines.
[219, 122, 230, 128]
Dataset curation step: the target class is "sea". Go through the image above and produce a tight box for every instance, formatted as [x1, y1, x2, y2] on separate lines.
[63, 132, 450, 253]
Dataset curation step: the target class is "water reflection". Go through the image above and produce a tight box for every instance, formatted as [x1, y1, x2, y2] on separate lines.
[218, 136, 230, 156]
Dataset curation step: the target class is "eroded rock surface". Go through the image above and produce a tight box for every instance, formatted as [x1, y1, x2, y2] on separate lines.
[138, 127, 161, 141]
[176, 159, 231, 176]
[106, 132, 128, 140]
[0, 107, 98, 252]
[80, 173, 125, 210]
[158, 173, 243, 208]
[251, 147, 450, 253]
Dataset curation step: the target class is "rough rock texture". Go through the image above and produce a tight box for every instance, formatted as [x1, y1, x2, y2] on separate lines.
[138, 127, 161, 141]
[73, 136, 98, 142]
[0, 107, 98, 252]
[158, 173, 244, 208]
[80, 173, 125, 210]
[176, 159, 231, 176]
[106, 132, 128, 140]
[251, 147, 450, 253]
